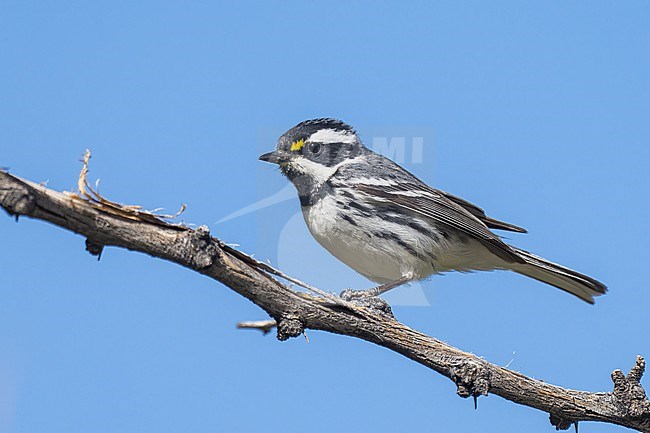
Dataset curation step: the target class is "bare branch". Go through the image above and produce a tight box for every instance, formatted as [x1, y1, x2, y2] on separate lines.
[237, 320, 278, 335]
[1, 166, 649, 432]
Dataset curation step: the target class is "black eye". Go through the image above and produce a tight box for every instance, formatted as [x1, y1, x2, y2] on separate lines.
[308, 142, 323, 155]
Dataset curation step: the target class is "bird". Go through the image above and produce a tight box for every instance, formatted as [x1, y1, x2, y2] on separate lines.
[259, 118, 607, 304]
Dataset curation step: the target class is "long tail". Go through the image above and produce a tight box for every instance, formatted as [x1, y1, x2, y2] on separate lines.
[507, 246, 607, 304]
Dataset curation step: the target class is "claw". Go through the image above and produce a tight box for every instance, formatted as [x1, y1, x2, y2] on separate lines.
[339, 289, 393, 317]
[339, 288, 373, 300]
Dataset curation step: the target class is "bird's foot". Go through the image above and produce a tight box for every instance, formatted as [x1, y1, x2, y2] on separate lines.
[339, 288, 375, 299]
[339, 289, 393, 317]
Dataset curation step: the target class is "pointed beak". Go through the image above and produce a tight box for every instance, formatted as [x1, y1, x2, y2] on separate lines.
[259, 150, 287, 164]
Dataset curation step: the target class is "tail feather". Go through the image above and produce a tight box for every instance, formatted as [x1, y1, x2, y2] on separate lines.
[508, 247, 607, 304]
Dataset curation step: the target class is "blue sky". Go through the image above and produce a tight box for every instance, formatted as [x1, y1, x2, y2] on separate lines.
[1, 1, 649, 432]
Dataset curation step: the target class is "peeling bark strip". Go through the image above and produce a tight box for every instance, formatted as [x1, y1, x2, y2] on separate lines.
[1, 167, 649, 432]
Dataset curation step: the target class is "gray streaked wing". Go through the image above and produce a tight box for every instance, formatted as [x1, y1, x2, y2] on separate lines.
[353, 181, 525, 264]
[437, 190, 527, 233]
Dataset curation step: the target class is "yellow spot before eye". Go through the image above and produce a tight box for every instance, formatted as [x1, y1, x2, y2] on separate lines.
[290, 138, 305, 152]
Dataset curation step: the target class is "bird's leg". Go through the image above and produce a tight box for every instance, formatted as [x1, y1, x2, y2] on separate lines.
[337, 276, 412, 317]
[340, 275, 412, 300]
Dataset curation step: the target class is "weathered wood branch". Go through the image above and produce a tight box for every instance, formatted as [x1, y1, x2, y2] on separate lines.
[1, 167, 649, 432]
[236, 319, 278, 335]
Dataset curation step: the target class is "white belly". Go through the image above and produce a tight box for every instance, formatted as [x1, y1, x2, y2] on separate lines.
[302, 194, 504, 283]
[302, 195, 435, 283]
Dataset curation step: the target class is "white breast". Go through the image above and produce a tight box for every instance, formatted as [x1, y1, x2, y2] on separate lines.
[302, 192, 506, 284]
[302, 194, 439, 283]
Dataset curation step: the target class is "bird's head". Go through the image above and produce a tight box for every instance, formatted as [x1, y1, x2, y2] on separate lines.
[259, 119, 366, 202]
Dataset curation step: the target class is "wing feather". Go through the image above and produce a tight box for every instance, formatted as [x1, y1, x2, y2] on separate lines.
[438, 190, 527, 233]
[352, 181, 525, 264]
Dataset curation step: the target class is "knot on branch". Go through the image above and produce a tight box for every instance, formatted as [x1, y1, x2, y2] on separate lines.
[549, 413, 575, 431]
[611, 355, 650, 419]
[276, 315, 304, 341]
[186, 225, 218, 268]
[0, 183, 36, 219]
[85, 238, 104, 259]
[451, 359, 490, 400]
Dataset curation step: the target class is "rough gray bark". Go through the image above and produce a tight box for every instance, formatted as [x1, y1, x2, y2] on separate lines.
[1, 168, 649, 432]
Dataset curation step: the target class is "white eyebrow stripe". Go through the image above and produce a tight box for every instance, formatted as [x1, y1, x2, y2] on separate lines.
[308, 128, 357, 144]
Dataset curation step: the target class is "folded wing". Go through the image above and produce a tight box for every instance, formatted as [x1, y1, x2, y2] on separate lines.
[352, 181, 525, 264]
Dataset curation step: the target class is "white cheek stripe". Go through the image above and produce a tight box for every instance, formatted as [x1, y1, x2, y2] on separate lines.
[290, 158, 337, 186]
[290, 156, 361, 186]
[308, 128, 357, 144]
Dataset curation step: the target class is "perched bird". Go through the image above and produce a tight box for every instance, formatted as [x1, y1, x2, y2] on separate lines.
[259, 118, 607, 304]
